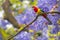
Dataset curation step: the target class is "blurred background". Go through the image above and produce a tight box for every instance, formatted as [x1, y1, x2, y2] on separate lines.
[0, 0, 60, 40]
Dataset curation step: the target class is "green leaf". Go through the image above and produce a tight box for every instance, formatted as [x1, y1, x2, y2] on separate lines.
[10, 0, 21, 4]
[6, 27, 17, 36]
[30, 0, 37, 6]
[0, 27, 10, 40]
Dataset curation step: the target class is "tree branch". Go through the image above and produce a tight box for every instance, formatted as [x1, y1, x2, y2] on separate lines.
[8, 15, 39, 40]
[2, 0, 20, 28]
[45, 12, 60, 14]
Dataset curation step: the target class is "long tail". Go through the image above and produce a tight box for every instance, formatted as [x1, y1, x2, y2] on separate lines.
[42, 13, 52, 24]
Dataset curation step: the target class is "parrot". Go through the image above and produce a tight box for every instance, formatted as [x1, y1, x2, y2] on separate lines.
[32, 6, 52, 24]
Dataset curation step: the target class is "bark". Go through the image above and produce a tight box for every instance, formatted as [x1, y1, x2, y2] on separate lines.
[2, 0, 20, 28]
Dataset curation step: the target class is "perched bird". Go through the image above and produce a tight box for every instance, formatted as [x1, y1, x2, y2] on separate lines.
[32, 6, 52, 24]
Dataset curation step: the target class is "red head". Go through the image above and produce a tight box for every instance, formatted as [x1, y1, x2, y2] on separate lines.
[32, 6, 39, 12]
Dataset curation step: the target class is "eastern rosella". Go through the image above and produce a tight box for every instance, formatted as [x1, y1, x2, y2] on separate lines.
[32, 6, 52, 24]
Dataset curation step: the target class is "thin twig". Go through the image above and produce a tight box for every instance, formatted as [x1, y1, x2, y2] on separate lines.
[8, 15, 39, 40]
[45, 12, 60, 14]
[8, 11, 60, 40]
